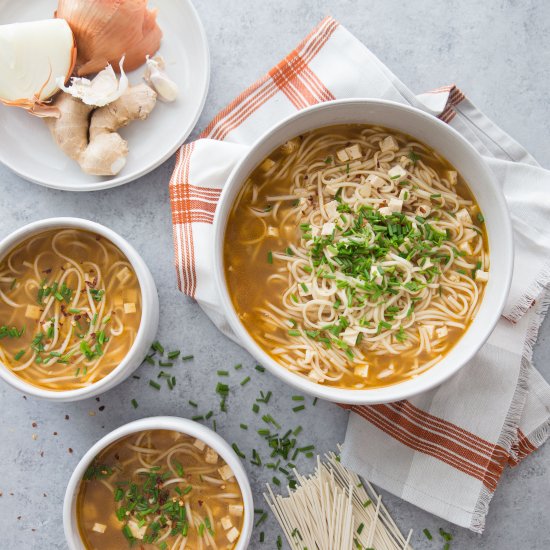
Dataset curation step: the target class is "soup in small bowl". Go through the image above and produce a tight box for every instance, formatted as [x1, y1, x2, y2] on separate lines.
[64, 417, 254, 550]
[0, 218, 159, 401]
[214, 99, 513, 405]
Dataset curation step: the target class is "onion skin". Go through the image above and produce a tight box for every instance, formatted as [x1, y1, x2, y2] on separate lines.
[55, 0, 162, 76]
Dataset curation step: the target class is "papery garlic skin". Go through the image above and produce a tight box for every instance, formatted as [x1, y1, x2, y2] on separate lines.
[143, 55, 178, 102]
[57, 57, 128, 107]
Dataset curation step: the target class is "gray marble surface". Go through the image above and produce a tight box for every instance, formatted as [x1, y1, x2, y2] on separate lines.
[1, 1, 549, 548]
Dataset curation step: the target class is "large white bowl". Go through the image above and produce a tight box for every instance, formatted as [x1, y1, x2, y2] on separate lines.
[0, 217, 159, 401]
[0, 0, 210, 191]
[213, 99, 514, 405]
[63, 416, 254, 550]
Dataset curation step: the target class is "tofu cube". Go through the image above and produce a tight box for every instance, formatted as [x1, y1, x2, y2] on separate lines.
[260, 158, 275, 172]
[116, 266, 132, 283]
[128, 520, 147, 540]
[25, 305, 41, 320]
[399, 188, 410, 201]
[378, 206, 392, 216]
[308, 369, 324, 382]
[226, 527, 240, 543]
[205, 447, 219, 464]
[229, 504, 244, 516]
[354, 364, 369, 377]
[218, 464, 235, 481]
[123, 302, 136, 314]
[359, 181, 372, 198]
[267, 226, 279, 237]
[341, 328, 359, 347]
[345, 144, 362, 160]
[436, 326, 448, 338]
[463, 228, 478, 242]
[324, 200, 339, 219]
[366, 174, 385, 188]
[336, 148, 349, 162]
[475, 270, 489, 282]
[416, 204, 431, 217]
[221, 516, 233, 530]
[380, 135, 399, 152]
[446, 170, 458, 186]
[458, 241, 472, 255]
[92, 523, 107, 534]
[388, 198, 403, 213]
[456, 208, 472, 224]
[370, 266, 383, 285]
[387, 165, 407, 182]
[321, 222, 335, 236]
[193, 438, 206, 451]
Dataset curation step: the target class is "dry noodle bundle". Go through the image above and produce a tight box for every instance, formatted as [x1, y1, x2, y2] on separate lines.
[264, 450, 412, 550]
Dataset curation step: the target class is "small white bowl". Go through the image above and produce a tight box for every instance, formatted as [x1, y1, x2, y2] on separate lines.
[213, 98, 514, 405]
[63, 416, 254, 550]
[0, 217, 159, 401]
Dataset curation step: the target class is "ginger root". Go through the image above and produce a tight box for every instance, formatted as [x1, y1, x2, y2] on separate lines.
[46, 83, 157, 176]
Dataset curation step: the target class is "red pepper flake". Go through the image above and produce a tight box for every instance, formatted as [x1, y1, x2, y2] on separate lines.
[68, 448, 73, 454]
[31, 422, 37, 428]
[65, 415, 69, 420]
[98, 406, 105, 412]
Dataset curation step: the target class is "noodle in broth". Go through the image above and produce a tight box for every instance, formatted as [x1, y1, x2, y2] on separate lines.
[224, 125, 489, 389]
[77, 430, 244, 549]
[0, 228, 141, 390]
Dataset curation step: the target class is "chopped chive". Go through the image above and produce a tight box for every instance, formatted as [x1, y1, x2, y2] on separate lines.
[240, 423, 248, 430]
[14, 350, 24, 361]
[255, 512, 268, 528]
[131, 399, 138, 409]
[255, 365, 265, 373]
[144, 355, 155, 365]
[192, 415, 204, 421]
[313, 397, 318, 406]
[181, 354, 194, 361]
[292, 405, 305, 412]
[291, 395, 304, 401]
[189, 400, 198, 407]
[167, 350, 181, 359]
[252, 403, 260, 413]
[149, 380, 161, 390]
[234, 363, 243, 370]
[267, 251, 273, 264]
[217, 370, 229, 376]
[232, 443, 246, 458]
[151, 341, 164, 354]
[205, 410, 213, 420]
[68, 308, 81, 314]
[423, 528, 433, 540]
[240, 376, 251, 386]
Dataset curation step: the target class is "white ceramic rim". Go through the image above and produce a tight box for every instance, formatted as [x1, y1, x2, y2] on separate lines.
[213, 98, 514, 405]
[0, 0, 210, 192]
[63, 416, 254, 550]
[0, 217, 159, 401]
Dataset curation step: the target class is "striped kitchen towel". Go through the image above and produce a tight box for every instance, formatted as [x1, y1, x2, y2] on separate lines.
[169, 17, 550, 532]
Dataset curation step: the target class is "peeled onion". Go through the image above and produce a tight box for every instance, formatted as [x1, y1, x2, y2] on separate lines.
[0, 19, 76, 117]
[55, 0, 162, 76]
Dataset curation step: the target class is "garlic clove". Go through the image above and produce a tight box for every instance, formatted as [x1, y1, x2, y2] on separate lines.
[143, 55, 178, 102]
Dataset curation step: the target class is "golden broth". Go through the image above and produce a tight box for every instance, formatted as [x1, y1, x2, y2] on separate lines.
[0, 228, 141, 390]
[77, 430, 245, 549]
[224, 125, 489, 389]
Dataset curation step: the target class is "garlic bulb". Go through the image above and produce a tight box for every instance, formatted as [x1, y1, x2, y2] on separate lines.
[143, 55, 178, 102]
[57, 57, 128, 107]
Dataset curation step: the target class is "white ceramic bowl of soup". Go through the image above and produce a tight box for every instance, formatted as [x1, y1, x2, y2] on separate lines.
[0, 217, 159, 401]
[213, 99, 514, 405]
[63, 416, 254, 550]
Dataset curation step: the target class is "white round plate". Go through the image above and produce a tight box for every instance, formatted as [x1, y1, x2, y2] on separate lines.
[0, 0, 209, 191]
